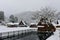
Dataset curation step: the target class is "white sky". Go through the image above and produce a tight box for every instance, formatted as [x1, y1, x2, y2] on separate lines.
[0, 0, 60, 17]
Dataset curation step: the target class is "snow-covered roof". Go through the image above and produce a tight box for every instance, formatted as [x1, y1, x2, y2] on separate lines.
[22, 20, 26, 25]
[19, 20, 27, 25]
[58, 20, 60, 23]
[30, 23, 38, 25]
[7, 23, 19, 25]
[56, 20, 60, 26]
[52, 22, 60, 28]
[52, 22, 57, 27]
[37, 26, 44, 27]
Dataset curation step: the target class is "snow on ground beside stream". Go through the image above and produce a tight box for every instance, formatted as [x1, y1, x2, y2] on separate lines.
[0, 25, 60, 40]
[0, 25, 37, 33]
[47, 29, 60, 40]
[0, 25, 38, 37]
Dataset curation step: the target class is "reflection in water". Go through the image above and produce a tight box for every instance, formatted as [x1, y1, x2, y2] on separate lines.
[0, 32, 39, 40]
[0, 32, 54, 40]
[17, 34, 39, 40]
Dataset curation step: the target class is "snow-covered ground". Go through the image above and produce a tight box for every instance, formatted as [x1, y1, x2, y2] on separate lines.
[0, 25, 37, 37]
[0, 25, 37, 33]
[0, 23, 60, 40]
[47, 28, 60, 40]
[46, 22, 60, 40]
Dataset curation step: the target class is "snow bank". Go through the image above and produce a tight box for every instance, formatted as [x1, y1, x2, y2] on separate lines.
[0, 25, 37, 33]
[47, 29, 60, 40]
[0, 25, 37, 37]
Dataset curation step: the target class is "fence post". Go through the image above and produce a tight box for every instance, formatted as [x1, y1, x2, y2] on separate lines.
[0, 33, 3, 40]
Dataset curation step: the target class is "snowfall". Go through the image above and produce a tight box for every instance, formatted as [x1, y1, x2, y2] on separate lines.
[0, 23, 60, 40]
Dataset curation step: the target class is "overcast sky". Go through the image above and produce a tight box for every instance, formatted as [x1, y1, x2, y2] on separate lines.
[0, 0, 60, 17]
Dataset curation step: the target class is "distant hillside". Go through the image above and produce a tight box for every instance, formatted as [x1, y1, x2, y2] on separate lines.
[14, 11, 40, 25]
[14, 11, 59, 25]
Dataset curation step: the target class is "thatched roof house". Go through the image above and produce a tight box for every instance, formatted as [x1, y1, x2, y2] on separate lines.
[19, 20, 27, 27]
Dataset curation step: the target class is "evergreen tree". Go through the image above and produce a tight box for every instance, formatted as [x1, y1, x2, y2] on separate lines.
[9, 15, 15, 23]
[15, 17, 18, 22]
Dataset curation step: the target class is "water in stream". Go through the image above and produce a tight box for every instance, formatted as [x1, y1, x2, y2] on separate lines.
[3, 33, 39, 40]
[0, 32, 54, 40]
[17, 34, 39, 40]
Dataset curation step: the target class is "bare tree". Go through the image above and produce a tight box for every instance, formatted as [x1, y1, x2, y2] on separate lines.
[32, 7, 56, 23]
